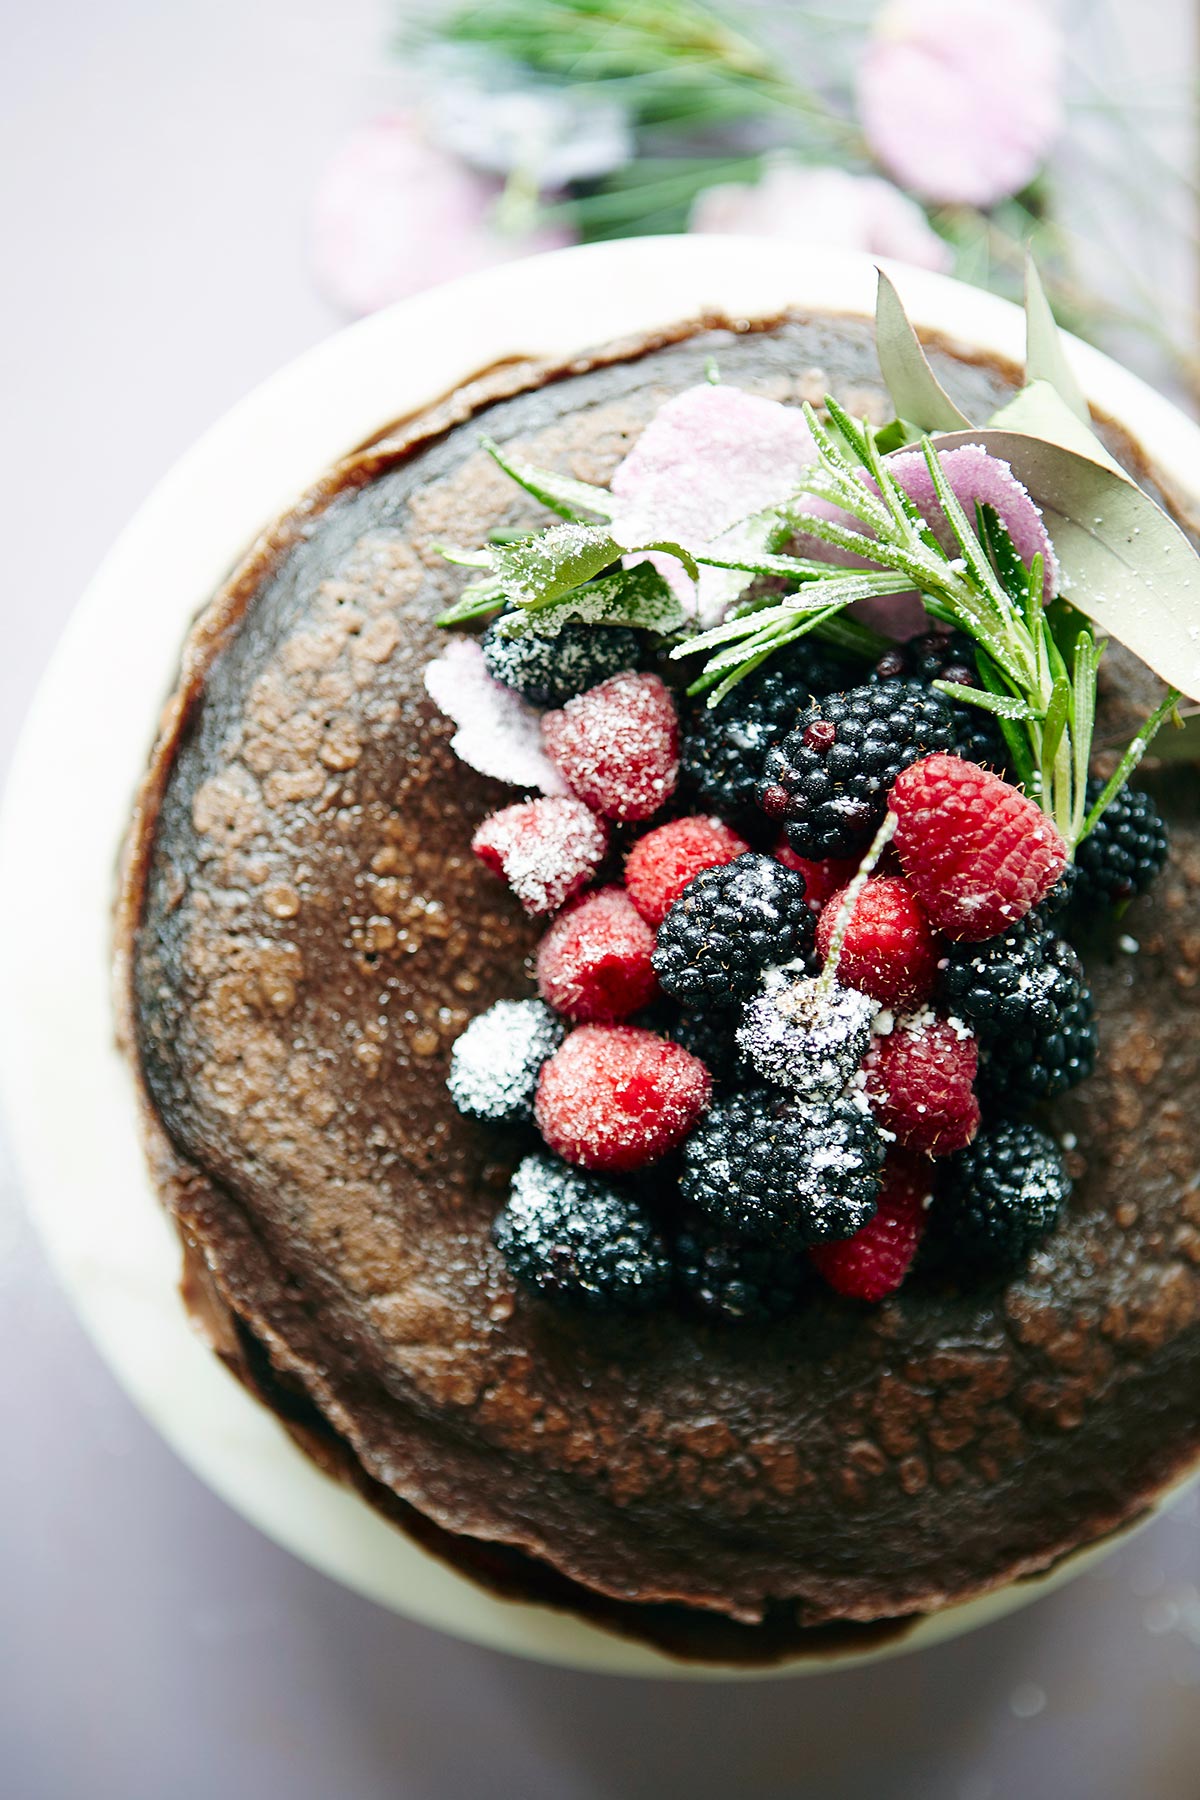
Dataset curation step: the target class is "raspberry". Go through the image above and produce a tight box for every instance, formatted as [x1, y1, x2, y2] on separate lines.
[652, 852, 813, 1010]
[889, 754, 1067, 941]
[680, 1089, 884, 1246]
[679, 637, 860, 815]
[535, 1025, 711, 1172]
[935, 1119, 1071, 1269]
[536, 887, 659, 1023]
[447, 999, 565, 1124]
[1074, 779, 1169, 909]
[773, 841, 861, 915]
[814, 875, 940, 1009]
[472, 795, 608, 917]
[737, 974, 875, 1098]
[874, 628, 1008, 772]
[543, 671, 679, 822]
[494, 1154, 671, 1310]
[760, 679, 957, 858]
[625, 815, 749, 928]
[863, 1010, 981, 1156]
[675, 1220, 810, 1322]
[482, 618, 641, 707]
[810, 1153, 932, 1301]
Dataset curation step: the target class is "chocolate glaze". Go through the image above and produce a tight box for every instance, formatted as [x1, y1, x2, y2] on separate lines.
[117, 312, 1200, 1659]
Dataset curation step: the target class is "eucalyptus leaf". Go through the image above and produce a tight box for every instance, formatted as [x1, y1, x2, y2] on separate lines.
[494, 563, 689, 639]
[875, 268, 971, 433]
[931, 428, 1200, 702]
[985, 380, 1125, 477]
[1024, 255, 1091, 426]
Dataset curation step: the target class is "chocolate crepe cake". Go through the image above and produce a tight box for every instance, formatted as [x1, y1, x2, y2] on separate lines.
[116, 309, 1200, 1664]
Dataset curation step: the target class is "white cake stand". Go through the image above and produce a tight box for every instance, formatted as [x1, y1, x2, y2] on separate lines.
[2, 237, 1197, 1677]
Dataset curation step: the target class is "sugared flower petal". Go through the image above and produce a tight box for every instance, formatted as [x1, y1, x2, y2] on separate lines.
[424, 635, 569, 793]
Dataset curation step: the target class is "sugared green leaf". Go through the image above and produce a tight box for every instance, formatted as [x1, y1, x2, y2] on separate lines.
[495, 562, 689, 639]
[875, 269, 971, 433]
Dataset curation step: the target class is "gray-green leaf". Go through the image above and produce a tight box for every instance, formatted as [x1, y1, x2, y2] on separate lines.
[1023, 256, 1091, 426]
[875, 268, 971, 433]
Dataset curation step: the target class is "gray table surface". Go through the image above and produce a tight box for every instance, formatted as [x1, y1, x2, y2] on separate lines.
[2, 3, 1198, 1795]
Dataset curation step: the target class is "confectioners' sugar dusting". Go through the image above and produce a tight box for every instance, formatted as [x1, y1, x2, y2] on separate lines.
[447, 999, 565, 1124]
[475, 796, 607, 916]
[738, 975, 875, 1097]
[424, 635, 569, 793]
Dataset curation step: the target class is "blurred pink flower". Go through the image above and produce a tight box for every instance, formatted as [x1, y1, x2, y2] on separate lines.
[689, 161, 952, 273]
[311, 115, 574, 315]
[857, 0, 1064, 208]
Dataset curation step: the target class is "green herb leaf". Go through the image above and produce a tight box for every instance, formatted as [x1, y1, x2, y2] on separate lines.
[435, 574, 508, 628]
[932, 681, 1036, 722]
[480, 435, 616, 521]
[493, 562, 689, 638]
[1081, 687, 1183, 837]
[875, 269, 971, 433]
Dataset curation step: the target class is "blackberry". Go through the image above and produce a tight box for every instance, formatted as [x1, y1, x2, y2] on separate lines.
[936, 1120, 1071, 1268]
[679, 637, 862, 815]
[737, 974, 876, 1098]
[940, 921, 1085, 1039]
[941, 922, 1096, 1104]
[652, 853, 814, 1010]
[760, 679, 957, 858]
[679, 1089, 884, 1246]
[447, 999, 565, 1124]
[675, 1220, 810, 1323]
[874, 628, 1008, 772]
[494, 1154, 671, 1310]
[1074, 779, 1169, 910]
[979, 989, 1097, 1105]
[668, 1010, 745, 1089]
[481, 617, 641, 707]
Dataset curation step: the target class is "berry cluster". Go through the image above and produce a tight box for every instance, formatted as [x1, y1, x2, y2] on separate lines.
[444, 616, 1167, 1322]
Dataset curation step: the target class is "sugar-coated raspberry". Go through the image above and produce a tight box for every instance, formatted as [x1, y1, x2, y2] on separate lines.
[814, 875, 940, 1009]
[863, 1010, 980, 1156]
[625, 815, 749, 927]
[889, 754, 1067, 941]
[543, 671, 679, 822]
[536, 887, 659, 1023]
[773, 841, 861, 915]
[535, 1025, 711, 1172]
[472, 795, 608, 917]
[809, 1153, 931, 1301]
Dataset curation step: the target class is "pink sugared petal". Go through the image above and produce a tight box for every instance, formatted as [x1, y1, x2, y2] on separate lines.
[609, 383, 817, 625]
[885, 443, 1059, 596]
[856, 0, 1064, 208]
[424, 636, 569, 794]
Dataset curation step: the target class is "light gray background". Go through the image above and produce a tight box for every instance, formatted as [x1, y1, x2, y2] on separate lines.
[2, 3, 1198, 1796]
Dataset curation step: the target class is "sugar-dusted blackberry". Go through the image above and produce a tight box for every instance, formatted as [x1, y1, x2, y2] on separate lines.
[940, 920, 1085, 1039]
[978, 989, 1097, 1105]
[679, 1089, 884, 1246]
[481, 617, 641, 707]
[447, 999, 565, 1124]
[1074, 779, 1169, 909]
[936, 1120, 1071, 1268]
[494, 1153, 671, 1310]
[652, 853, 814, 1010]
[675, 1220, 810, 1322]
[875, 628, 1008, 772]
[679, 637, 860, 815]
[760, 679, 957, 858]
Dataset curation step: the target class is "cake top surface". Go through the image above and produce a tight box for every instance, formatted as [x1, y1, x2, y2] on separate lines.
[126, 310, 1200, 1636]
